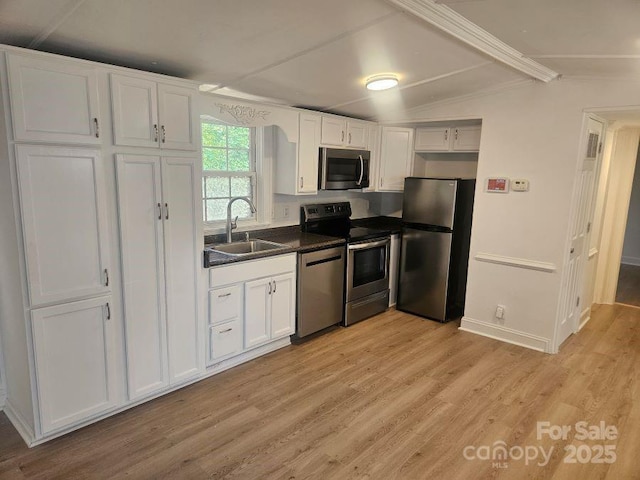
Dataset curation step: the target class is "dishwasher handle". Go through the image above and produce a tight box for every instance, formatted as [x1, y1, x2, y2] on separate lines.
[306, 254, 343, 267]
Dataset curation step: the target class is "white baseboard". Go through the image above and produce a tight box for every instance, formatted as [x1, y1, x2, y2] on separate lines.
[4, 399, 35, 446]
[459, 316, 551, 353]
[621, 256, 640, 266]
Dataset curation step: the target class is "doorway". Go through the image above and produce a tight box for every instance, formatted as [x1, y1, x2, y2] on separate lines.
[615, 144, 640, 307]
[586, 112, 640, 315]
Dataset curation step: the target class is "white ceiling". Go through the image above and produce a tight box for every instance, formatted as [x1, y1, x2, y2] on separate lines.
[0, 0, 639, 120]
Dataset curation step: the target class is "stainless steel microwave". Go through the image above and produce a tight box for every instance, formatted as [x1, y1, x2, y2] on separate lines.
[318, 147, 370, 190]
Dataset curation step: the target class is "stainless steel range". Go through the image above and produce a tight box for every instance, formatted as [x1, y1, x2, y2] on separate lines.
[301, 202, 391, 326]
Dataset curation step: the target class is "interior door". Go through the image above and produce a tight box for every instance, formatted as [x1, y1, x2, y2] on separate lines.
[556, 116, 605, 349]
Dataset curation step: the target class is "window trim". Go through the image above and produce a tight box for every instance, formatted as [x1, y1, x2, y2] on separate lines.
[200, 118, 272, 235]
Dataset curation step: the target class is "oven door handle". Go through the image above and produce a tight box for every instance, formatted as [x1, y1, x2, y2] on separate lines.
[356, 155, 364, 186]
[348, 238, 390, 251]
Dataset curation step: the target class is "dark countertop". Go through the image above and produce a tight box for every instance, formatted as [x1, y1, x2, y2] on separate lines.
[351, 216, 403, 234]
[204, 226, 345, 267]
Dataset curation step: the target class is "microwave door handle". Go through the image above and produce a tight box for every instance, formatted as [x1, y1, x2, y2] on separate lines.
[356, 155, 364, 186]
[320, 149, 328, 189]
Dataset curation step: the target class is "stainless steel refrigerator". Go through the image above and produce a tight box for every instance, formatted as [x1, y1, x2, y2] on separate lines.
[397, 177, 475, 321]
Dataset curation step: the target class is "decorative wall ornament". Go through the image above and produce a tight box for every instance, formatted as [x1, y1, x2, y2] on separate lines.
[216, 103, 271, 125]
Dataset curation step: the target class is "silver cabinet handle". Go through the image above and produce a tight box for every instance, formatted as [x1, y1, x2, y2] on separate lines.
[161, 125, 166, 143]
[349, 132, 352, 144]
[379, 177, 383, 188]
[268, 282, 272, 295]
[105, 302, 111, 320]
[157, 203, 162, 220]
[444, 129, 448, 141]
[300, 177, 303, 189]
[93, 118, 100, 138]
[273, 280, 277, 293]
[219, 327, 233, 333]
[104, 268, 109, 287]
[455, 128, 459, 140]
[218, 292, 231, 298]
[153, 124, 159, 142]
[164, 202, 169, 220]
[341, 130, 345, 142]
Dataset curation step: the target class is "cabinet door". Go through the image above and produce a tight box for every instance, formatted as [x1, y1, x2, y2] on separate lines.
[270, 272, 296, 338]
[116, 154, 169, 400]
[414, 127, 451, 152]
[321, 116, 346, 146]
[244, 278, 271, 348]
[347, 121, 368, 149]
[7, 53, 100, 144]
[110, 74, 159, 148]
[378, 127, 415, 192]
[16, 145, 111, 306]
[158, 83, 198, 151]
[298, 113, 321, 194]
[162, 158, 201, 383]
[452, 126, 481, 152]
[31, 296, 118, 434]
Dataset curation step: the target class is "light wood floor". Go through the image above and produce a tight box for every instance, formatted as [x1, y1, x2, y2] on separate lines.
[1, 305, 640, 479]
[616, 263, 640, 307]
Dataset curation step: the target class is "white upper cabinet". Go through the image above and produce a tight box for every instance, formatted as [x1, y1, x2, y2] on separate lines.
[452, 126, 482, 152]
[7, 53, 101, 144]
[378, 127, 414, 192]
[320, 116, 369, 149]
[16, 145, 111, 306]
[414, 125, 481, 152]
[110, 74, 197, 151]
[298, 113, 321, 194]
[414, 127, 451, 152]
[274, 112, 321, 195]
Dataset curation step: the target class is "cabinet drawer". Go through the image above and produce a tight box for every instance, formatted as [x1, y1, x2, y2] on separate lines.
[209, 285, 242, 324]
[209, 319, 243, 361]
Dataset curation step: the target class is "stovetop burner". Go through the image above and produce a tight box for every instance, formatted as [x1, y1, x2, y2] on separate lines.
[301, 202, 391, 242]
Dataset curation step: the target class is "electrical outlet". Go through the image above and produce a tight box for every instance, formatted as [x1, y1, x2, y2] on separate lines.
[495, 305, 505, 319]
[282, 205, 290, 219]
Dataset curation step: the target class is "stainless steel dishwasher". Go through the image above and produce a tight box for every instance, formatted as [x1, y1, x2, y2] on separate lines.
[296, 245, 345, 338]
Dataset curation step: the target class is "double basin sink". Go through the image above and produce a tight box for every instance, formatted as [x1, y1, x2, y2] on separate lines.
[208, 239, 288, 258]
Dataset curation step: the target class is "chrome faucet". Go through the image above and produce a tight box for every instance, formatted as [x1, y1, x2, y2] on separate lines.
[226, 197, 256, 243]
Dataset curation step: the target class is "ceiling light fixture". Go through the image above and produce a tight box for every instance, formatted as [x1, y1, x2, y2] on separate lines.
[366, 74, 399, 91]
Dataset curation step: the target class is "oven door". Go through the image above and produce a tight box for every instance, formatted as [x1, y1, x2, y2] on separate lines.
[346, 237, 390, 302]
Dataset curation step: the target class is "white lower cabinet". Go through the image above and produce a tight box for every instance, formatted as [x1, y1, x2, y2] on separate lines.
[116, 154, 201, 401]
[31, 296, 118, 435]
[208, 254, 296, 365]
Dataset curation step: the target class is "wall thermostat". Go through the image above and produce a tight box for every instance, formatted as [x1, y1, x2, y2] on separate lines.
[511, 179, 530, 192]
[486, 177, 509, 193]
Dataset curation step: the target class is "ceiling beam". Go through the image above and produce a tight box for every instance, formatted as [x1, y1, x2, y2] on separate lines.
[386, 0, 559, 82]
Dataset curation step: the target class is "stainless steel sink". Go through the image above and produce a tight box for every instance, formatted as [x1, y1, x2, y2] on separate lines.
[210, 239, 288, 257]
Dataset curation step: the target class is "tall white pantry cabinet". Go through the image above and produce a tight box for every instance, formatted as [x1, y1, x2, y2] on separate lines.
[0, 45, 203, 445]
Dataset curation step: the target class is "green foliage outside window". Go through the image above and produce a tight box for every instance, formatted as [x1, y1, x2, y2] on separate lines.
[202, 121, 256, 223]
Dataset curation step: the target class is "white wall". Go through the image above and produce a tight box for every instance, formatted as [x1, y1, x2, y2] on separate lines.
[384, 77, 640, 352]
[621, 145, 640, 266]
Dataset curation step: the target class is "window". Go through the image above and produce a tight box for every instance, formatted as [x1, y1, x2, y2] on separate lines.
[201, 120, 256, 224]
